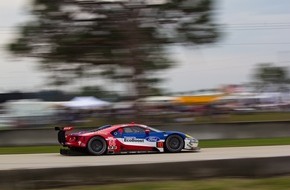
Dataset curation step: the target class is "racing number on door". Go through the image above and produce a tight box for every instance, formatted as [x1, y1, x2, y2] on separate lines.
[108, 138, 117, 150]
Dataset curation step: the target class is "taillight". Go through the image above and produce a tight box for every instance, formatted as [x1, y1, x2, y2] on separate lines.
[68, 136, 77, 142]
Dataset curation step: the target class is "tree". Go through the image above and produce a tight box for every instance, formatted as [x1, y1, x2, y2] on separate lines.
[253, 63, 290, 92]
[7, 0, 219, 98]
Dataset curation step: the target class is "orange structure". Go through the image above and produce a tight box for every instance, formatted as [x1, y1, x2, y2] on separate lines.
[176, 94, 224, 105]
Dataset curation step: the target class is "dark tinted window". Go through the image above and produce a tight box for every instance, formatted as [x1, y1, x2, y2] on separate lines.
[131, 126, 146, 133]
[123, 127, 134, 133]
[123, 126, 146, 133]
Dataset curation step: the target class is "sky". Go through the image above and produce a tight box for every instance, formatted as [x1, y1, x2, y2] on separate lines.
[0, 0, 290, 93]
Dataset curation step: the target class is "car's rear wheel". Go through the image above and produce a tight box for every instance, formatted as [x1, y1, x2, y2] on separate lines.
[165, 135, 184, 153]
[87, 136, 107, 155]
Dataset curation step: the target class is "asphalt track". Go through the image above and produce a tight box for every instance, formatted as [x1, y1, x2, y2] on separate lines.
[1, 145, 290, 171]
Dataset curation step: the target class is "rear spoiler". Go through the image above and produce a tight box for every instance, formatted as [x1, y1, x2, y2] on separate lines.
[55, 126, 74, 131]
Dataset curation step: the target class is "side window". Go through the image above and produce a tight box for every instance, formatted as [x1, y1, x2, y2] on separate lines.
[131, 126, 146, 133]
[123, 127, 134, 133]
[122, 126, 146, 133]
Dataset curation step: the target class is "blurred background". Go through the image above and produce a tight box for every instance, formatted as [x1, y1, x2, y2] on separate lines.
[1, 0, 290, 189]
[1, 0, 290, 129]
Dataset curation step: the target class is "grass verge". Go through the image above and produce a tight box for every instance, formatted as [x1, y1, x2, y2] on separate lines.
[0, 146, 59, 154]
[0, 137, 289, 154]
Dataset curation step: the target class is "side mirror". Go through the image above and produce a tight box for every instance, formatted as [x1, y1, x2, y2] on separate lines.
[145, 129, 150, 135]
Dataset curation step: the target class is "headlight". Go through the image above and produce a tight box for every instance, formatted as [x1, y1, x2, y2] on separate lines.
[190, 139, 198, 143]
[185, 134, 193, 138]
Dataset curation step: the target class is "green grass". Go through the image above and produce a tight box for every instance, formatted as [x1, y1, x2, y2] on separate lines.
[0, 137, 290, 154]
[50, 176, 290, 190]
[0, 145, 60, 154]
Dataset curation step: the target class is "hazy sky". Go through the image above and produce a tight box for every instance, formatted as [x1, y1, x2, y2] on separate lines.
[1, 0, 290, 93]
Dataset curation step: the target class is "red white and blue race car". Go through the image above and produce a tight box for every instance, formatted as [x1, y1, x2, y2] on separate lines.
[55, 123, 199, 155]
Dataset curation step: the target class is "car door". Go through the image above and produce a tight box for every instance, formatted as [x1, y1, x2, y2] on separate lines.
[118, 126, 153, 151]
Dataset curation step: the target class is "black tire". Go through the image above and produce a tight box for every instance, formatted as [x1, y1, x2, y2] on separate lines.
[165, 135, 184, 153]
[87, 136, 107, 155]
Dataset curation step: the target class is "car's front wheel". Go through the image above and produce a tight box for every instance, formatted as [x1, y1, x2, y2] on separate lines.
[87, 136, 107, 155]
[165, 135, 184, 153]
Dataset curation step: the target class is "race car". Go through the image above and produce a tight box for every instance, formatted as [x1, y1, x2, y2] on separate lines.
[55, 123, 199, 155]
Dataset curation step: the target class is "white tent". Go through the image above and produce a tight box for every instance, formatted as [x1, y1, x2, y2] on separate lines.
[63, 96, 111, 109]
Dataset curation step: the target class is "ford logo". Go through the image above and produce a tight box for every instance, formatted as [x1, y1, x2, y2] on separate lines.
[146, 136, 160, 142]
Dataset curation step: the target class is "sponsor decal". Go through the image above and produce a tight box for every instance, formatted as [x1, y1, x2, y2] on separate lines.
[63, 126, 73, 131]
[124, 137, 144, 143]
[145, 136, 160, 142]
[157, 142, 164, 148]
